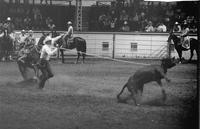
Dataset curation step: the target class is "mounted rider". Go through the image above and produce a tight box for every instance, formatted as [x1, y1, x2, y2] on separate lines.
[18, 30, 36, 63]
[180, 21, 190, 49]
[62, 21, 73, 48]
[25, 30, 36, 47]
[38, 34, 64, 89]
[18, 30, 27, 48]
[2, 17, 15, 61]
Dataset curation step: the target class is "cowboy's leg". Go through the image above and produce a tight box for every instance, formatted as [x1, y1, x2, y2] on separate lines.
[46, 61, 54, 78]
[62, 34, 67, 47]
[38, 60, 49, 89]
[39, 68, 48, 89]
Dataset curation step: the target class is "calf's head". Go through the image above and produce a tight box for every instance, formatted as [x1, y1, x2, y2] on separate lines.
[161, 57, 176, 69]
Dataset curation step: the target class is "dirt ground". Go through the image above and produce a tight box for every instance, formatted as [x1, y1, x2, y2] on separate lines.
[0, 59, 197, 129]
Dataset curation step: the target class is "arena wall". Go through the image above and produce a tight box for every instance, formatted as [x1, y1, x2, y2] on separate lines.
[15, 31, 197, 60]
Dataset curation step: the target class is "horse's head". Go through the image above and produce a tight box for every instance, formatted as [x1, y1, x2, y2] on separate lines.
[168, 30, 179, 43]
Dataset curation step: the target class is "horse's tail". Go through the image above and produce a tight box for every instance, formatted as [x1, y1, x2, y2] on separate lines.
[117, 83, 128, 102]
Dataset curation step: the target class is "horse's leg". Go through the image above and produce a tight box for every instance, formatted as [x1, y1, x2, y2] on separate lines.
[17, 61, 28, 80]
[75, 52, 80, 64]
[60, 49, 65, 63]
[82, 52, 86, 64]
[189, 48, 194, 62]
[33, 65, 39, 82]
[177, 49, 182, 63]
[156, 80, 167, 103]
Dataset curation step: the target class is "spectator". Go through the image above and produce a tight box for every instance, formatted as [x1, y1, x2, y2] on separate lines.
[129, 12, 139, 31]
[173, 22, 181, 32]
[48, 20, 56, 35]
[121, 21, 130, 32]
[119, 10, 129, 25]
[98, 13, 106, 31]
[45, 17, 52, 28]
[145, 21, 154, 32]
[104, 13, 111, 31]
[24, 16, 32, 30]
[156, 22, 167, 32]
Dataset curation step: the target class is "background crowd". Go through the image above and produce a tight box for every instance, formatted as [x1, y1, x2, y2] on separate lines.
[0, 0, 198, 33]
[89, 0, 198, 33]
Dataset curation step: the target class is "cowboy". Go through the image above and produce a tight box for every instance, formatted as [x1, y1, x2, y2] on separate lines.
[25, 30, 36, 46]
[2, 17, 15, 61]
[18, 30, 36, 63]
[38, 34, 63, 89]
[62, 21, 73, 48]
[173, 22, 181, 32]
[180, 21, 190, 49]
[18, 30, 27, 47]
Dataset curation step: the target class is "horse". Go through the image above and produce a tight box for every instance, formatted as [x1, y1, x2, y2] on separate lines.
[17, 44, 41, 81]
[56, 34, 87, 64]
[0, 29, 14, 61]
[16, 33, 47, 81]
[167, 31, 199, 63]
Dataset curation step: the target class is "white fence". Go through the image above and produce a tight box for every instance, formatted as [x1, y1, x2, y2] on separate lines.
[14, 31, 198, 60]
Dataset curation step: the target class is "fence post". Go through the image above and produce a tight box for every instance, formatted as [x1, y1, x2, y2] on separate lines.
[112, 33, 115, 59]
[167, 40, 171, 58]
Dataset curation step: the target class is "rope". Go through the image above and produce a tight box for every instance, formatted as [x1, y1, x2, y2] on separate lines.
[59, 47, 151, 66]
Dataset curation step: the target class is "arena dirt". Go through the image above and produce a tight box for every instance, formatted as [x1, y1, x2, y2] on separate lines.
[0, 60, 197, 129]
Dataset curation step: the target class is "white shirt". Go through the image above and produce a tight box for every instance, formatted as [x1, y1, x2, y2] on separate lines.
[40, 35, 62, 60]
[157, 25, 167, 32]
[40, 45, 57, 60]
[67, 26, 73, 37]
[19, 34, 27, 43]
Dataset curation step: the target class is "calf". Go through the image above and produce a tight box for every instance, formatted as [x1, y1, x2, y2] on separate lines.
[117, 57, 176, 105]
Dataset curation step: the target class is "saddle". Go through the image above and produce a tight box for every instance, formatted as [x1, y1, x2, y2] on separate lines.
[66, 37, 74, 47]
[181, 37, 190, 49]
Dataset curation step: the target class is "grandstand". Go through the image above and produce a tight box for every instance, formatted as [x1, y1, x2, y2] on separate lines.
[0, 0, 198, 32]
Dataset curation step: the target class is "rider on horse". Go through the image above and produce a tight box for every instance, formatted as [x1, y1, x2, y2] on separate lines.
[180, 21, 190, 49]
[18, 30, 36, 63]
[62, 21, 73, 48]
[2, 17, 15, 61]
[38, 34, 63, 89]
[18, 30, 27, 49]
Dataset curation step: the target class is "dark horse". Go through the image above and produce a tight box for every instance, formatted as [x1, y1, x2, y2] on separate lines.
[56, 35, 87, 64]
[0, 29, 14, 61]
[168, 31, 198, 63]
[16, 33, 47, 81]
[17, 45, 41, 81]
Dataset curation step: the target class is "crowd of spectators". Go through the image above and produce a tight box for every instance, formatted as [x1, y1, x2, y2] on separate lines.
[89, 0, 198, 33]
[0, 1, 73, 31]
[8, 7, 55, 30]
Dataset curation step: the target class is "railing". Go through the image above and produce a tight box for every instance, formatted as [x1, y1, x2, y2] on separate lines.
[12, 31, 198, 60]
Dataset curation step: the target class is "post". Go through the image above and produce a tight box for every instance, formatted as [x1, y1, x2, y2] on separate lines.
[112, 33, 115, 59]
[167, 37, 171, 58]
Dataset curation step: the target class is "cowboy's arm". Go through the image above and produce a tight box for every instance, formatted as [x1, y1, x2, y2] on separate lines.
[181, 28, 189, 36]
[42, 46, 58, 56]
[51, 35, 63, 45]
[46, 47, 58, 55]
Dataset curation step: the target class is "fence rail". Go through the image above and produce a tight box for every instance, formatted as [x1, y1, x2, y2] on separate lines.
[4, 31, 198, 61]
